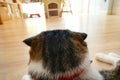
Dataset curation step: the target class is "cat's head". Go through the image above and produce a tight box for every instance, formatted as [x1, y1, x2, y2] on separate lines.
[23, 29, 88, 79]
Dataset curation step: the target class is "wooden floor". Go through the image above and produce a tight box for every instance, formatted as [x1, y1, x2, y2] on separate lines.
[0, 14, 120, 80]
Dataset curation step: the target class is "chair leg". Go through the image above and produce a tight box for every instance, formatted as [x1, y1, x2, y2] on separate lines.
[0, 15, 3, 24]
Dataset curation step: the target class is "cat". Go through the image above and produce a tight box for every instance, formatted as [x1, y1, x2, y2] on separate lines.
[100, 60, 120, 80]
[23, 29, 120, 80]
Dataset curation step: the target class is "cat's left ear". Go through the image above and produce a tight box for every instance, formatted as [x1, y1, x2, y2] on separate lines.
[23, 37, 33, 46]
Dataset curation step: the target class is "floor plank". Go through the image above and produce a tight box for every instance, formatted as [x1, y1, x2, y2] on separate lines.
[0, 15, 120, 80]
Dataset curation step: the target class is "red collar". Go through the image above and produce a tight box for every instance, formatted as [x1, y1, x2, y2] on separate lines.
[49, 69, 84, 80]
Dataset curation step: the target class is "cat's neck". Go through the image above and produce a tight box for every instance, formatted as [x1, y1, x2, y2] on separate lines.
[48, 69, 84, 80]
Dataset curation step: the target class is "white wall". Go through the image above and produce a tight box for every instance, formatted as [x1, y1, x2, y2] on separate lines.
[70, 0, 111, 15]
[112, 0, 120, 15]
[70, 0, 84, 14]
[89, 0, 110, 14]
[21, 3, 45, 18]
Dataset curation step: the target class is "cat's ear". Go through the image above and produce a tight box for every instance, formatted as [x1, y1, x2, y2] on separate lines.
[81, 33, 87, 40]
[75, 32, 87, 40]
[23, 37, 33, 46]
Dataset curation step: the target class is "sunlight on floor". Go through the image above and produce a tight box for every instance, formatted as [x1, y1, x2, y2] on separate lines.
[25, 18, 46, 36]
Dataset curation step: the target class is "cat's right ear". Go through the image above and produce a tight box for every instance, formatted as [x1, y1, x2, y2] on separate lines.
[23, 37, 33, 46]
